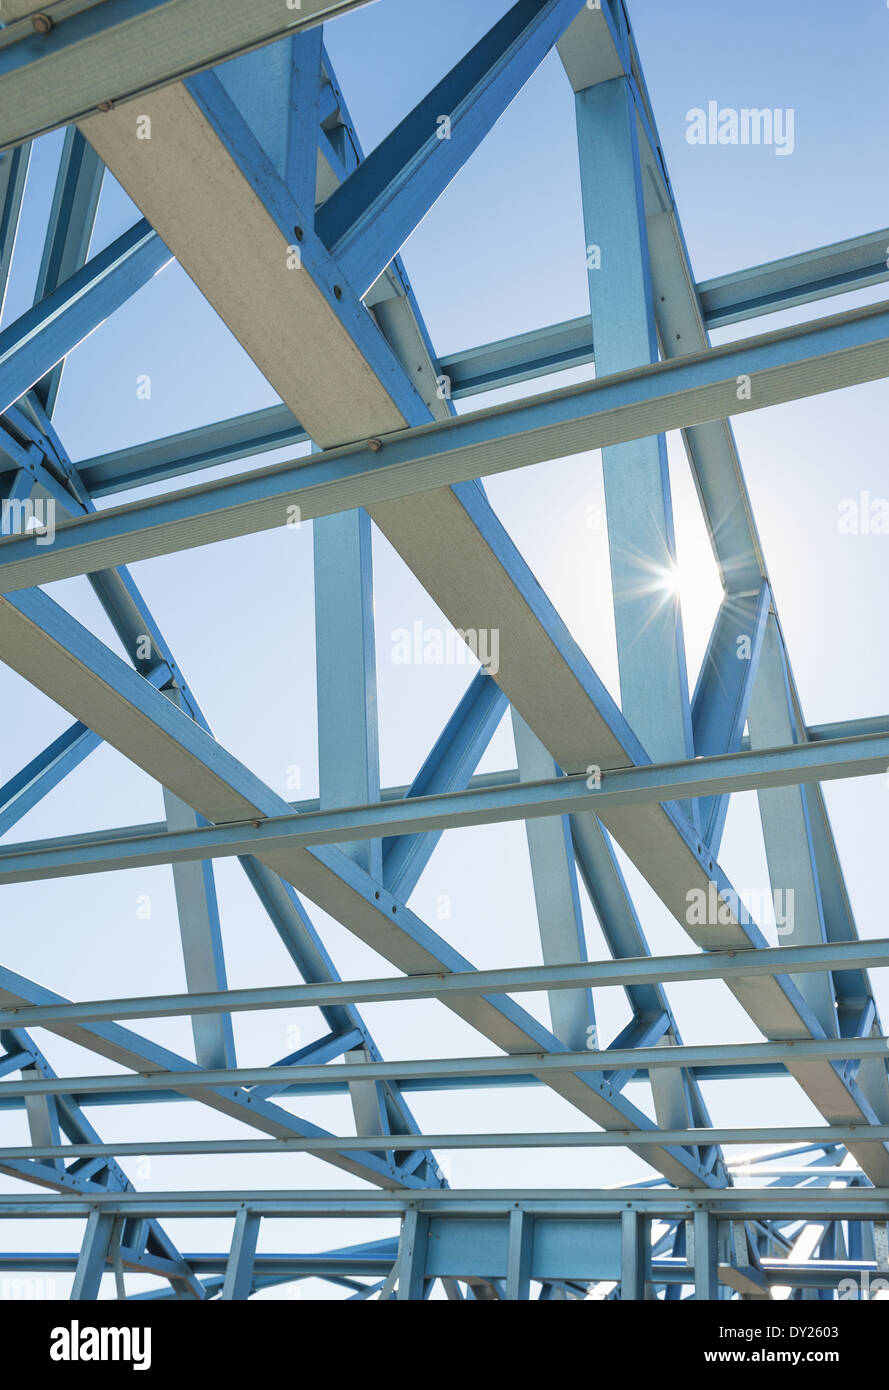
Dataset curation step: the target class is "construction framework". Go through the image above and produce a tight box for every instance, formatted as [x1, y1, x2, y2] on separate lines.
[0, 0, 886, 1301]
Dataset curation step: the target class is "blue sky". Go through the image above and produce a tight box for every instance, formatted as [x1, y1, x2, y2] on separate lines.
[0, 0, 887, 1296]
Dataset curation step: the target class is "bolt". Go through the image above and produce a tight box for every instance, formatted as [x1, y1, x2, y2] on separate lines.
[32, 12, 53, 34]
[97, 100, 114, 113]
[333, 284, 343, 300]
[367, 438, 383, 453]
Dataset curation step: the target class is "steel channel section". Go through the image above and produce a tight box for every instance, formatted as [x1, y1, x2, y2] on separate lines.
[0, 0, 378, 151]
[0, 299, 887, 591]
[1, 726, 887, 880]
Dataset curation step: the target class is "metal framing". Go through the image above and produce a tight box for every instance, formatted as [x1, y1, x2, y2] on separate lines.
[0, 0, 885, 1301]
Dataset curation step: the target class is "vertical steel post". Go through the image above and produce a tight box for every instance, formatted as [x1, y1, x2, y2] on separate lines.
[575, 75, 693, 766]
[512, 709, 595, 1051]
[693, 1210, 719, 1301]
[313, 507, 382, 878]
[506, 1209, 534, 1300]
[162, 694, 236, 1070]
[747, 613, 837, 1037]
[221, 1209, 261, 1301]
[621, 1209, 647, 1300]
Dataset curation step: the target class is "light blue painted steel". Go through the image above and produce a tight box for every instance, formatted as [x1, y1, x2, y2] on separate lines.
[0, 1026, 206, 1298]
[0, 958, 426, 1190]
[382, 670, 507, 898]
[603, 1010, 670, 1093]
[248, 1027, 364, 1103]
[183, 67, 431, 432]
[0, 217, 170, 416]
[61, 218, 889, 497]
[576, 74, 692, 766]
[217, 36, 310, 190]
[0, 1062, 805, 1111]
[8, 1228, 887, 1291]
[316, 0, 588, 296]
[221, 1209, 261, 1301]
[692, 582, 770, 851]
[4, 723, 889, 880]
[0, 936, 882, 1033]
[163, 773, 237, 1072]
[569, 808, 724, 1181]
[18, 412, 239, 1073]
[511, 709, 595, 1051]
[0, 142, 30, 317]
[3, 295, 886, 592]
[31, 127, 104, 413]
[0, 588, 718, 1185]
[71, 1210, 117, 1301]
[0, 721, 102, 838]
[396, 1208, 429, 1300]
[21, 1061, 62, 1173]
[0, 0, 882, 1296]
[313, 507, 382, 877]
[506, 1209, 534, 1300]
[621, 1209, 647, 1299]
[747, 612, 837, 1039]
[287, 30, 325, 209]
[2, 407, 439, 1175]
[22, 1031, 876, 1108]
[693, 1209, 718, 1301]
[573, 11, 886, 1116]
[698, 227, 889, 327]
[73, 403, 308, 497]
[4, 1187, 888, 1220]
[0, 0, 375, 151]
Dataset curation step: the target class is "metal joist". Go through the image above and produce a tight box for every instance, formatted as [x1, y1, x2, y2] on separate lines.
[0, 297, 886, 592]
[0, 0, 377, 151]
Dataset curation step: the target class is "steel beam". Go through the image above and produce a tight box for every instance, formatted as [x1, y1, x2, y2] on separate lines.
[31, 127, 104, 413]
[2, 1189, 887, 1220]
[0, 0, 377, 151]
[3, 727, 889, 880]
[576, 73, 692, 764]
[313, 507, 382, 877]
[0, 142, 30, 315]
[79, 69, 428, 448]
[692, 584, 770, 850]
[0, 297, 885, 592]
[221, 1210, 261, 1302]
[0, 938, 884, 1032]
[698, 227, 889, 328]
[621, 1209, 647, 1300]
[511, 710, 595, 1051]
[747, 613, 837, 1037]
[382, 671, 507, 898]
[316, 0, 587, 296]
[0, 217, 170, 417]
